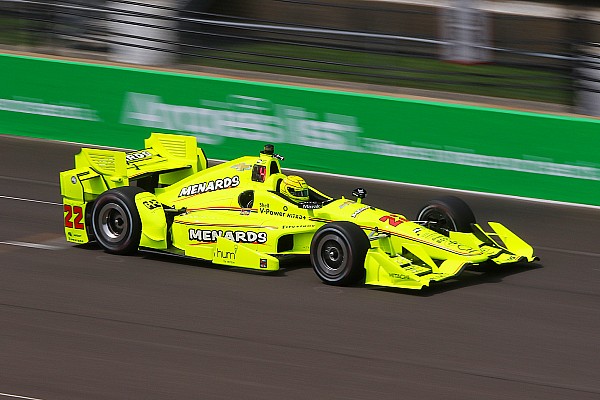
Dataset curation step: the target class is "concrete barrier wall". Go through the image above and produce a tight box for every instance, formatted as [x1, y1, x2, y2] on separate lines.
[1, 53, 599, 205]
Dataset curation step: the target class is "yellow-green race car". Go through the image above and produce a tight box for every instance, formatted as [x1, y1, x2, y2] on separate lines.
[60, 133, 538, 290]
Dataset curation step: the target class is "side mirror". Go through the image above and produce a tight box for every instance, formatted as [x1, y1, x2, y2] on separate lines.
[352, 188, 367, 203]
[260, 144, 284, 160]
[261, 144, 274, 155]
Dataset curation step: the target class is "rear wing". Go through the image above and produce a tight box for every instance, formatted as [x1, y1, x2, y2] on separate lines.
[60, 133, 207, 203]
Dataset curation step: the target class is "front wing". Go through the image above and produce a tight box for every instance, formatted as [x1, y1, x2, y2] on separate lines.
[363, 222, 537, 290]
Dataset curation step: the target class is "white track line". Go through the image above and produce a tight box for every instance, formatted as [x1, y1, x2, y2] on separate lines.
[286, 167, 600, 211]
[536, 246, 600, 258]
[0, 195, 61, 206]
[3, 138, 600, 211]
[2, 165, 600, 212]
[0, 392, 46, 400]
[41, 138, 600, 211]
[0, 241, 62, 250]
[1, 176, 599, 257]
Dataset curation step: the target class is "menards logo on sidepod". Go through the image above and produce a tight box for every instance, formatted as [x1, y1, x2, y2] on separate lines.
[189, 229, 267, 244]
[178, 176, 240, 197]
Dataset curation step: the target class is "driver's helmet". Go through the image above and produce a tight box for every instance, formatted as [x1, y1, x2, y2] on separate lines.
[280, 175, 309, 202]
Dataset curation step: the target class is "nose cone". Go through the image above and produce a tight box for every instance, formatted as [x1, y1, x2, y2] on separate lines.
[403, 224, 488, 262]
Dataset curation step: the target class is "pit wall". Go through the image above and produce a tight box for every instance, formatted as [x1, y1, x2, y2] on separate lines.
[2, 53, 599, 206]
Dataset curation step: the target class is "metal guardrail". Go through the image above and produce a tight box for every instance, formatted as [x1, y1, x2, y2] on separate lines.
[1, 0, 599, 110]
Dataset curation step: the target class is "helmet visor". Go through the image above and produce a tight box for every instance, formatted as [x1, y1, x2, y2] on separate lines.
[288, 188, 309, 199]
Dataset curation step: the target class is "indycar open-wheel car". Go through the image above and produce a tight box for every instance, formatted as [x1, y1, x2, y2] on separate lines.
[60, 133, 538, 290]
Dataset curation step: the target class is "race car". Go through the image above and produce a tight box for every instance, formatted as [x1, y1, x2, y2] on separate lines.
[60, 133, 538, 290]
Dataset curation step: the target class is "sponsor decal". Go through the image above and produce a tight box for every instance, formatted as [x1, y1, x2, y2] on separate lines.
[281, 224, 315, 229]
[231, 162, 253, 171]
[215, 245, 238, 261]
[259, 202, 285, 217]
[404, 265, 431, 274]
[286, 213, 307, 219]
[389, 263, 430, 279]
[259, 203, 306, 219]
[189, 229, 267, 244]
[413, 229, 479, 254]
[179, 175, 240, 197]
[363, 138, 600, 182]
[413, 229, 441, 241]
[126, 150, 152, 163]
[121, 92, 361, 149]
[1, 97, 100, 121]
[299, 201, 321, 210]
[67, 231, 85, 244]
[351, 206, 369, 218]
[260, 258, 268, 269]
[380, 214, 408, 227]
[339, 200, 354, 209]
[121, 92, 600, 181]
[142, 199, 162, 210]
[66, 233, 86, 244]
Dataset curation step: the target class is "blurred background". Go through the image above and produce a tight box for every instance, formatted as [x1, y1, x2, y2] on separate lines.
[1, 0, 599, 115]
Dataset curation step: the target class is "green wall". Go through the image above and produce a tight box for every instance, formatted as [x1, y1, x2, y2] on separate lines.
[1, 53, 599, 205]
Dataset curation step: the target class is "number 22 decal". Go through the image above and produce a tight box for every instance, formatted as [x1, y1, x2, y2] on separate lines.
[64, 204, 84, 229]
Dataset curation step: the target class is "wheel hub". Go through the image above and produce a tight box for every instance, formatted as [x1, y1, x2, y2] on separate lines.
[326, 246, 340, 262]
[420, 207, 455, 232]
[321, 240, 344, 271]
[98, 203, 129, 242]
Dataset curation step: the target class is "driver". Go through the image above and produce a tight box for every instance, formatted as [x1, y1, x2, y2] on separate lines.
[280, 175, 310, 203]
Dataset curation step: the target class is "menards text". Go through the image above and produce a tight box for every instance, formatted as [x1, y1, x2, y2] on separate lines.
[189, 229, 267, 244]
[179, 176, 240, 197]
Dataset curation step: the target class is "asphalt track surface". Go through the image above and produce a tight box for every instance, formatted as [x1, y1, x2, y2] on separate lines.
[0, 135, 599, 400]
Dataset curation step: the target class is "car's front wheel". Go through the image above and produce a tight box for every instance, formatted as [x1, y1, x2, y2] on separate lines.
[91, 186, 145, 255]
[416, 195, 476, 234]
[310, 222, 370, 286]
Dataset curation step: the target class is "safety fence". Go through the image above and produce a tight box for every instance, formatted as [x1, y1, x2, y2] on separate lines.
[1, 0, 599, 111]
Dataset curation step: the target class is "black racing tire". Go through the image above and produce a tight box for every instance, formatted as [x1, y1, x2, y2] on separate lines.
[416, 195, 476, 233]
[310, 222, 370, 286]
[91, 186, 145, 255]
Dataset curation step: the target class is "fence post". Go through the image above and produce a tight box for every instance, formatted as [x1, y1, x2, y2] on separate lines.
[108, 1, 177, 66]
[440, 0, 491, 64]
[576, 41, 600, 116]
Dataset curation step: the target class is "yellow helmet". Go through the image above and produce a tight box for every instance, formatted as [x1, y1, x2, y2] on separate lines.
[281, 175, 309, 202]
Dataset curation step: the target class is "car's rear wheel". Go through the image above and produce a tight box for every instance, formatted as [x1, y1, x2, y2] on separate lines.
[310, 222, 370, 286]
[91, 186, 145, 255]
[416, 195, 476, 234]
